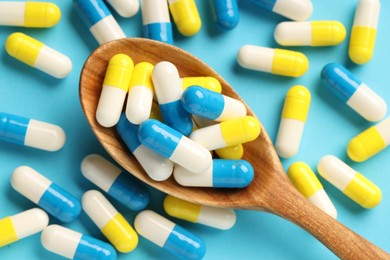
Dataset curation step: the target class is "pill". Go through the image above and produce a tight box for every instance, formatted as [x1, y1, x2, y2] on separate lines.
[73, 0, 126, 45]
[274, 21, 346, 46]
[317, 155, 381, 208]
[288, 162, 337, 219]
[168, 0, 201, 36]
[5, 32, 72, 78]
[347, 117, 390, 162]
[321, 63, 386, 122]
[81, 154, 150, 210]
[275, 85, 311, 158]
[141, 0, 173, 44]
[0, 112, 65, 152]
[349, 0, 380, 64]
[210, 0, 239, 31]
[96, 54, 134, 127]
[249, 0, 312, 21]
[190, 116, 261, 151]
[105, 0, 139, 18]
[152, 61, 193, 136]
[41, 225, 116, 260]
[182, 76, 222, 93]
[82, 190, 138, 253]
[0, 1, 60, 27]
[138, 119, 212, 174]
[164, 195, 236, 230]
[0, 208, 48, 247]
[134, 210, 206, 260]
[237, 45, 309, 77]
[11, 166, 81, 222]
[215, 144, 244, 159]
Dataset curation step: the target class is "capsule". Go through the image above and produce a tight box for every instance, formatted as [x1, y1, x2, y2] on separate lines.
[249, 0, 312, 21]
[134, 210, 206, 260]
[82, 190, 138, 253]
[0, 1, 61, 27]
[5, 32, 72, 78]
[321, 63, 386, 122]
[288, 162, 337, 219]
[274, 21, 346, 46]
[81, 154, 150, 210]
[349, 0, 380, 64]
[141, 0, 173, 44]
[168, 0, 201, 36]
[41, 225, 116, 260]
[347, 117, 390, 162]
[275, 86, 311, 158]
[11, 166, 81, 222]
[237, 45, 309, 77]
[0, 208, 48, 247]
[138, 119, 212, 174]
[215, 144, 244, 159]
[96, 54, 134, 127]
[73, 0, 126, 45]
[210, 0, 239, 31]
[182, 76, 222, 93]
[152, 61, 193, 135]
[317, 155, 381, 208]
[105, 0, 139, 18]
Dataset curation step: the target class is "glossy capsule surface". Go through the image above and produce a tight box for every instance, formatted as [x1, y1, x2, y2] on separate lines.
[134, 210, 206, 260]
[321, 63, 386, 122]
[249, 0, 312, 21]
[5, 32, 72, 78]
[168, 0, 201, 36]
[215, 144, 244, 160]
[210, 0, 239, 31]
[106, 0, 139, 17]
[317, 155, 381, 208]
[181, 76, 222, 93]
[11, 166, 81, 222]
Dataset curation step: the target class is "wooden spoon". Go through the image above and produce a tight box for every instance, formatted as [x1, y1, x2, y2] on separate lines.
[79, 38, 389, 259]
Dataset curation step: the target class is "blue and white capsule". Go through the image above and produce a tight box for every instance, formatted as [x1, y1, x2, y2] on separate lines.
[11, 166, 81, 222]
[249, 0, 312, 21]
[321, 63, 387, 122]
[210, 0, 239, 31]
[134, 210, 206, 260]
[41, 225, 117, 260]
[141, 0, 173, 44]
[81, 154, 150, 211]
[73, 0, 126, 45]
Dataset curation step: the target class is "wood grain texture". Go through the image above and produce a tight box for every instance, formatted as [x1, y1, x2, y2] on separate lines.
[79, 38, 389, 259]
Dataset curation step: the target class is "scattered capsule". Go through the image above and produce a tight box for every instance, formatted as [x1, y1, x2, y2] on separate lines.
[96, 54, 134, 128]
[41, 225, 117, 260]
[73, 0, 126, 45]
[288, 162, 337, 219]
[105, 0, 139, 18]
[210, 0, 239, 31]
[141, 0, 173, 44]
[81, 154, 150, 211]
[317, 155, 381, 208]
[0, 208, 48, 247]
[138, 119, 212, 174]
[11, 166, 81, 222]
[168, 0, 201, 36]
[249, 0, 312, 21]
[275, 86, 311, 158]
[274, 21, 346, 46]
[0, 1, 61, 27]
[5, 32, 72, 78]
[347, 117, 390, 162]
[134, 210, 206, 260]
[321, 63, 386, 122]
[181, 76, 222, 93]
[152, 61, 193, 135]
[82, 190, 138, 253]
[215, 144, 244, 159]
[237, 45, 309, 77]
[349, 0, 380, 64]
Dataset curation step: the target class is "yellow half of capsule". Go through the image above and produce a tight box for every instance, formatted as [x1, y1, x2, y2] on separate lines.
[169, 0, 201, 36]
[215, 144, 244, 160]
[164, 195, 201, 223]
[129, 62, 154, 91]
[272, 49, 309, 77]
[288, 162, 322, 198]
[343, 173, 381, 208]
[25, 2, 61, 28]
[5, 32, 44, 67]
[150, 102, 163, 121]
[103, 54, 134, 91]
[311, 21, 346, 46]
[101, 213, 138, 253]
[282, 85, 311, 122]
[220, 116, 261, 147]
[349, 26, 377, 64]
[0, 217, 18, 247]
[182, 76, 222, 93]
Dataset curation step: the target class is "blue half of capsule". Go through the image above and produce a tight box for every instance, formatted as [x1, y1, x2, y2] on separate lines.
[0, 112, 29, 145]
[213, 159, 254, 188]
[73, 0, 111, 28]
[160, 100, 193, 136]
[116, 113, 141, 153]
[143, 23, 173, 44]
[210, 0, 239, 31]
[76, 234, 117, 260]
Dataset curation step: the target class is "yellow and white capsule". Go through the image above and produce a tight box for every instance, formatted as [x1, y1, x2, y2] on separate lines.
[5, 32, 72, 79]
[181, 76, 222, 93]
[164, 195, 236, 230]
[317, 155, 381, 208]
[275, 86, 311, 158]
[274, 21, 346, 46]
[237, 45, 309, 77]
[288, 162, 337, 219]
[168, 0, 201, 36]
[82, 190, 138, 253]
[0, 1, 61, 27]
[347, 117, 390, 162]
[96, 54, 134, 127]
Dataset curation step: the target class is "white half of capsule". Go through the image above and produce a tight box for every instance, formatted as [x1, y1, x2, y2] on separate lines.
[9, 208, 49, 240]
[308, 189, 337, 219]
[217, 96, 247, 122]
[317, 155, 355, 191]
[376, 118, 390, 145]
[273, 0, 313, 21]
[41, 225, 82, 259]
[141, 0, 171, 24]
[190, 124, 226, 151]
[275, 119, 304, 158]
[0, 2, 25, 26]
[152, 61, 182, 104]
[353, 0, 380, 28]
[106, 0, 140, 18]
[25, 119, 66, 151]
[126, 85, 154, 124]
[198, 206, 236, 230]
[274, 22, 312, 45]
[237, 45, 274, 73]
[35, 45, 72, 79]
[96, 86, 127, 127]
[90, 16, 126, 45]
[174, 164, 213, 187]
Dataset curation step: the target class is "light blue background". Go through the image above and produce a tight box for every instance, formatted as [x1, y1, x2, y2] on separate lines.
[1, 0, 389, 259]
